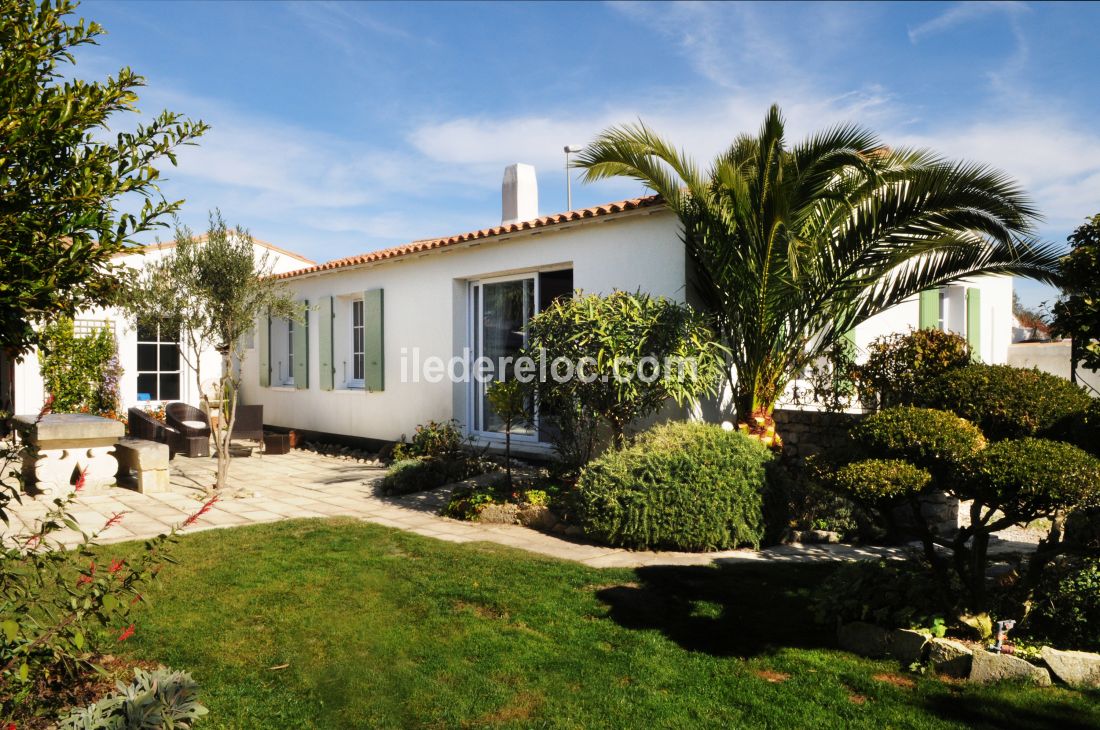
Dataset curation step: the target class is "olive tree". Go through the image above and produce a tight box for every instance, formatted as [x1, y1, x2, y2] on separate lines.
[0, 0, 206, 358]
[123, 212, 297, 492]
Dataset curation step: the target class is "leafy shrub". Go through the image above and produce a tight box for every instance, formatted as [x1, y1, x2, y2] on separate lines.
[923, 364, 1091, 441]
[959, 438, 1100, 515]
[38, 317, 122, 419]
[59, 667, 208, 729]
[380, 459, 454, 496]
[855, 329, 971, 410]
[812, 559, 951, 629]
[1057, 398, 1100, 458]
[575, 422, 773, 551]
[826, 459, 932, 504]
[1022, 558, 1100, 652]
[850, 406, 985, 475]
[762, 461, 866, 542]
[392, 419, 467, 461]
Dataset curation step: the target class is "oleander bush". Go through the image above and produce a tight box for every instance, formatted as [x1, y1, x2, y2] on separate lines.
[575, 422, 773, 551]
[922, 364, 1092, 441]
[854, 329, 972, 410]
[850, 406, 986, 476]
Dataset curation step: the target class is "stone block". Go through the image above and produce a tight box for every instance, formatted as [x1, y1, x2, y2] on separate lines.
[928, 638, 973, 678]
[889, 629, 930, 665]
[1041, 647, 1100, 689]
[970, 649, 1051, 686]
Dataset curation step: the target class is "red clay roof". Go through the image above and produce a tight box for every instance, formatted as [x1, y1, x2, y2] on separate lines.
[276, 194, 664, 279]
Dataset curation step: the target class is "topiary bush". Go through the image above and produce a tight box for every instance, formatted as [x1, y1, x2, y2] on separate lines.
[922, 364, 1091, 441]
[575, 421, 773, 551]
[959, 438, 1100, 517]
[850, 406, 985, 476]
[855, 328, 972, 410]
[825, 458, 932, 504]
[1021, 558, 1100, 652]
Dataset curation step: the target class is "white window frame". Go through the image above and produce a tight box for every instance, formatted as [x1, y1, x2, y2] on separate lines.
[284, 317, 296, 386]
[467, 272, 540, 444]
[348, 298, 365, 389]
[136, 323, 182, 403]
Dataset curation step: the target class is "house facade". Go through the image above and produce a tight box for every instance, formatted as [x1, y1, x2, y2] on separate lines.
[2, 237, 312, 417]
[238, 165, 1014, 453]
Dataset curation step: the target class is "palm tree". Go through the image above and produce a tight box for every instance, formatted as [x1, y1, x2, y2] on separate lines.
[575, 105, 1061, 437]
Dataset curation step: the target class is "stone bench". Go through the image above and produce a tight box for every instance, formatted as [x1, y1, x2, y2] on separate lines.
[114, 438, 170, 493]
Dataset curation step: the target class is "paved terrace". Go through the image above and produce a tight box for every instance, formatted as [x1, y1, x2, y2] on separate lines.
[3, 449, 1036, 568]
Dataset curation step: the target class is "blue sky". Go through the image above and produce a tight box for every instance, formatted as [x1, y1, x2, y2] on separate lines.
[79, 1, 1100, 307]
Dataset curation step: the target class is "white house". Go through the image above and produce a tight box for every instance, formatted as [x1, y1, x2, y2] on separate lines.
[1, 237, 313, 417]
[236, 164, 1014, 453]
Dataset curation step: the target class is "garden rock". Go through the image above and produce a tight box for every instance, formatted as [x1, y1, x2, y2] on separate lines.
[477, 503, 520, 524]
[517, 504, 558, 530]
[837, 622, 889, 658]
[1041, 647, 1100, 689]
[888, 629, 929, 665]
[788, 529, 841, 544]
[969, 649, 1051, 686]
[928, 638, 973, 678]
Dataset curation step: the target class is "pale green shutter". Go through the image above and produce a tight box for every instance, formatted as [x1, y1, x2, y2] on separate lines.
[258, 315, 270, 387]
[319, 296, 334, 391]
[919, 289, 939, 329]
[966, 288, 982, 360]
[293, 300, 309, 390]
[364, 289, 384, 392]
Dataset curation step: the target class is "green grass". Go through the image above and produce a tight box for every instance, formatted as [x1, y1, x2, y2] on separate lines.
[110, 519, 1099, 729]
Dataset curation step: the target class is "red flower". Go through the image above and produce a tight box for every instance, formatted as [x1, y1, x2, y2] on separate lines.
[182, 495, 219, 528]
[76, 574, 92, 586]
[73, 468, 87, 492]
[102, 511, 128, 531]
[116, 624, 134, 642]
[109, 558, 125, 574]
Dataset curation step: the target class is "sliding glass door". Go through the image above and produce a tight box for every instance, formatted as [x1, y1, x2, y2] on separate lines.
[471, 275, 537, 438]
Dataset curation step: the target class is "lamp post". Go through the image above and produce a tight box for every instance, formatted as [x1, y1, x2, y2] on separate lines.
[564, 144, 584, 211]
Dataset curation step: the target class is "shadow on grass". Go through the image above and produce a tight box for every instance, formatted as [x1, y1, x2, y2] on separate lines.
[921, 688, 1100, 730]
[596, 561, 834, 658]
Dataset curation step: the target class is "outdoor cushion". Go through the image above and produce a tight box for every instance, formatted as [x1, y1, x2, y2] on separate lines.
[182, 420, 207, 429]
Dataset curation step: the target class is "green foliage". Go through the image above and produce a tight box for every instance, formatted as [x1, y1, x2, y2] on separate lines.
[812, 559, 952, 630]
[959, 438, 1100, 516]
[122, 212, 297, 491]
[850, 407, 986, 475]
[38, 318, 122, 419]
[0, 0, 206, 356]
[380, 459, 454, 496]
[923, 364, 1092, 441]
[855, 329, 972, 410]
[486, 379, 532, 488]
[1022, 558, 1100, 652]
[825, 459, 932, 504]
[393, 420, 468, 462]
[762, 461, 866, 542]
[59, 667, 208, 729]
[575, 105, 1059, 421]
[0, 409, 211, 718]
[525, 290, 727, 468]
[1052, 214, 1100, 372]
[575, 422, 772, 551]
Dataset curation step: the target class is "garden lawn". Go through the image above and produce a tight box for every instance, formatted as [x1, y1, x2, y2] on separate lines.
[109, 519, 1098, 729]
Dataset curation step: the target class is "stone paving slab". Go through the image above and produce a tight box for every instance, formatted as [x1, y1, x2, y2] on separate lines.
[0, 447, 1010, 567]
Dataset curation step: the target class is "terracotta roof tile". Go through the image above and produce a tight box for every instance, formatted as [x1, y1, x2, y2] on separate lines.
[275, 194, 663, 279]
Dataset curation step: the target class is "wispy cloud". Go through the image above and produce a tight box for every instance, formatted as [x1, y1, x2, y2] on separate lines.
[907, 1, 1028, 43]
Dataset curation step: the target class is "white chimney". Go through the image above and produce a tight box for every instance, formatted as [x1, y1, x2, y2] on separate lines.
[501, 163, 538, 225]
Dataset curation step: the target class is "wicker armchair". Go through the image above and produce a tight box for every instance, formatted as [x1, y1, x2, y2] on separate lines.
[165, 402, 211, 457]
[126, 407, 179, 459]
[230, 404, 264, 443]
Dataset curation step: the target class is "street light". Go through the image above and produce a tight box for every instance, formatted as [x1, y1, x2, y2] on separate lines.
[564, 144, 584, 211]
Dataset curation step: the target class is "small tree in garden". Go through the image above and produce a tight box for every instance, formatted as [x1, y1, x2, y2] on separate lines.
[524, 291, 727, 471]
[1052, 214, 1100, 375]
[0, 0, 206, 359]
[486, 379, 530, 489]
[38, 318, 122, 419]
[123, 213, 297, 492]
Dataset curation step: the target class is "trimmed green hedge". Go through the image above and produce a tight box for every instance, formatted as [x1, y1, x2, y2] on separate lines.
[576, 421, 773, 551]
[923, 364, 1091, 441]
[851, 406, 985, 475]
[960, 438, 1100, 514]
[827, 458, 931, 504]
[856, 328, 972, 410]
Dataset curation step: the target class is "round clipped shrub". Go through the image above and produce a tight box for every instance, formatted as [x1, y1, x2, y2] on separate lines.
[826, 458, 931, 504]
[1023, 558, 1100, 652]
[856, 329, 971, 409]
[959, 438, 1100, 514]
[575, 421, 773, 551]
[380, 458, 451, 496]
[851, 406, 985, 474]
[1059, 399, 1100, 458]
[923, 364, 1091, 441]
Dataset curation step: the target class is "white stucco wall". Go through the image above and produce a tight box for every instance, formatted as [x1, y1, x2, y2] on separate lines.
[239, 208, 685, 446]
